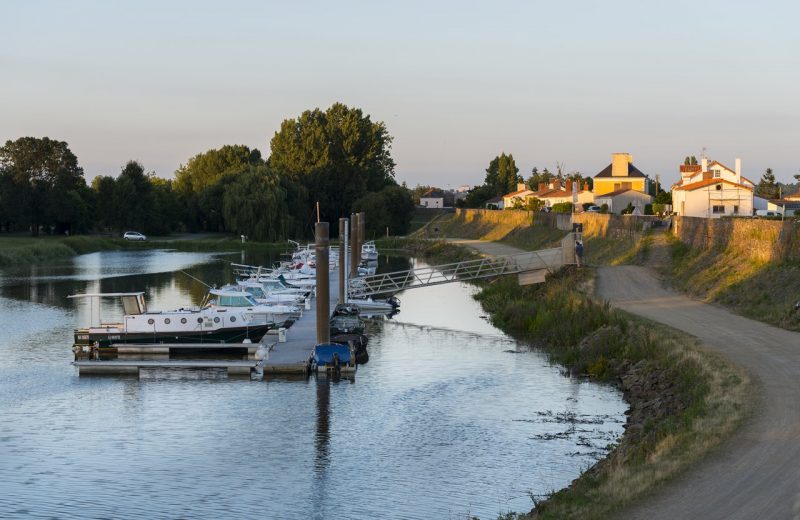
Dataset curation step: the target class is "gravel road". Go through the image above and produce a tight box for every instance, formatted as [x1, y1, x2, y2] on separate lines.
[597, 265, 800, 520]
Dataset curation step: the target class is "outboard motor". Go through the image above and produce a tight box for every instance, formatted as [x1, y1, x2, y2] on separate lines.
[387, 296, 401, 309]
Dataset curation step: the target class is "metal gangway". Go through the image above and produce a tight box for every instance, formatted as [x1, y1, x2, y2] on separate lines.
[349, 234, 578, 298]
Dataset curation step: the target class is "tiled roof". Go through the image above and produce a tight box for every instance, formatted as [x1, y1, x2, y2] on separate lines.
[422, 189, 444, 198]
[504, 189, 533, 198]
[673, 178, 753, 192]
[595, 188, 652, 198]
[594, 163, 647, 178]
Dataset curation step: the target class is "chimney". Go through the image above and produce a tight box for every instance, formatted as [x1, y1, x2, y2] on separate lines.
[735, 158, 741, 184]
[583, 181, 590, 191]
[611, 153, 633, 177]
[565, 180, 572, 192]
[538, 182, 545, 192]
[701, 156, 708, 173]
[517, 182, 527, 192]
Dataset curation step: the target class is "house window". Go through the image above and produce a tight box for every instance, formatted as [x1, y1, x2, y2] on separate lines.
[713, 169, 721, 178]
[733, 205, 739, 214]
[712, 205, 725, 214]
[622, 182, 632, 190]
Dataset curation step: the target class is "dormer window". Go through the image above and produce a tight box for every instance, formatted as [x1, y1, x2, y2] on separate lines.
[713, 169, 722, 178]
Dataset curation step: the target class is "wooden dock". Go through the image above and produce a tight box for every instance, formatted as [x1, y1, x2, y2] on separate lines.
[262, 268, 341, 375]
[108, 342, 261, 357]
[73, 360, 259, 376]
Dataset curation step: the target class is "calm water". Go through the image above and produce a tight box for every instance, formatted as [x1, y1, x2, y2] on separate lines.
[0, 249, 626, 519]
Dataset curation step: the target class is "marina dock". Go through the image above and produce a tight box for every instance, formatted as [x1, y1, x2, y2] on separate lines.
[73, 360, 259, 376]
[262, 267, 341, 375]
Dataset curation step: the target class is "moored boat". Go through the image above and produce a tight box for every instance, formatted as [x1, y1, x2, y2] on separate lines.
[70, 291, 277, 348]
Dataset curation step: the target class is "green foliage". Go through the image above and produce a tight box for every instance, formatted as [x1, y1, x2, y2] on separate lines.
[525, 197, 545, 212]
[600, 203, 609, 213]
[352, 185, 415, 237]
[756, 168, 779, 200]
[551, 202, 573, 213]
[222, 165, 294, 241]
[268, 102, 396, 225]
[0, 136, 87, 235]
[463, 184, 497, 208]
[654, 191, 672, 204]
[484, 153, 521, 196]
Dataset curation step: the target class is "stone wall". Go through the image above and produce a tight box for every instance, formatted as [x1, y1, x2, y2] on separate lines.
[673, 216, 800, 262]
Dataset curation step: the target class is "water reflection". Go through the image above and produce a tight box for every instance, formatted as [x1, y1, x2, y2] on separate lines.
[0, 249, 626, 519]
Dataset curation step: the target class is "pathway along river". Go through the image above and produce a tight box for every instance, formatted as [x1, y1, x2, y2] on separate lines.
[0, 249, 626, 519]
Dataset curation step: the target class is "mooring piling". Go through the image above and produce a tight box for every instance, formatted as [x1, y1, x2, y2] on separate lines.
[315, 222, 330, 345]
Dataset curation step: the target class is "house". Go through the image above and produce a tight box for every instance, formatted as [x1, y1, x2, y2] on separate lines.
[593, 153, 650, 196]
[420, 188, 445, 208]
[485, 195, 504, 210]
[671, 157, 755, 218]
[535, 180, 595, 208]
[767, 199, 800, 216]
[502, 183, 535, 209]
[594, 189, 653, 214]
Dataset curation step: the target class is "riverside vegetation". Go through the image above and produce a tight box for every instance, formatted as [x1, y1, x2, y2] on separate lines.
[410, 239, 752, 519]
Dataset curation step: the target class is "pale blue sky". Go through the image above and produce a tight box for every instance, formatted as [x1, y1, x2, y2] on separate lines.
[2, 0, 798, 186]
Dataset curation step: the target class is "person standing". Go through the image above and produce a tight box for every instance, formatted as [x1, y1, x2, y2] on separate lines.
[575, 240, 584, 268]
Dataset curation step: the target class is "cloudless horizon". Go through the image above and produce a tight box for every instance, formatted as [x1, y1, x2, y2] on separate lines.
[2, 0, 798, 187]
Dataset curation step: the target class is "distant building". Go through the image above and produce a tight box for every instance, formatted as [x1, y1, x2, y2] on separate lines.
[593, 153, 650, 196]
[671, 157, 755, 218]
[594, 189, 653, 214]
[420, 188, 445, 208]
[535, 180, 594, 208]
[485, 195, 504, 210]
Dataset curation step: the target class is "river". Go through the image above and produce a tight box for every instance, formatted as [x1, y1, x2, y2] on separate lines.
[0, 249, 626, 519]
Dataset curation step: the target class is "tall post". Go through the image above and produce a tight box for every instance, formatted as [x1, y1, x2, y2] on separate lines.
[338, 218, 347, 304]
[349, 213, 359, 278]
[358, 211, 366, 264]
[315, 222, 330, 345]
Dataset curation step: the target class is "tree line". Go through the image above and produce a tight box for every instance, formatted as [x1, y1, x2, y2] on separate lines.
[0, 103, 414, 240]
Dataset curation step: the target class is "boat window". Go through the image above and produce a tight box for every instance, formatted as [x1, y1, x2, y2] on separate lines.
[197, 317, 203, 324]
[164, 318, 171, 324]
[230, 316, 236, 322]
[214, 317, 220, 323]
[244, 286, 265, 298]
[147, 318, 155, 325]
[181, 318, 187, 324]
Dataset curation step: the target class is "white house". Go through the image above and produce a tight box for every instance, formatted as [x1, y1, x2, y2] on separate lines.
[594, 189, 652, 214]
[420, 188, 445, 208]
[536, 180, 595, 208]
[671, 157, 755, 218]
[502, 183, 535, 209]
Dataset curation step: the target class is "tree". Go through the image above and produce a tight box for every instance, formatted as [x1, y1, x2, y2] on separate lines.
[268, 103, 396, 226]
[756, 168, 779, 200]
[0, 137, 86, 235]
[222, 165, 293, 242]
[484, 153, 520, 196]
[551, 202, 573, 213]
[352, 184, 415, 237]
[174, 145, 263, 231]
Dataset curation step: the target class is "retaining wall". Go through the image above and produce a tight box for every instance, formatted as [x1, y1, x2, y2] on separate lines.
[673, 216, 800, 262]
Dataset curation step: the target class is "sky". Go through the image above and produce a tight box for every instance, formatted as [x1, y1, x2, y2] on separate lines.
[2, 0, 799, 187]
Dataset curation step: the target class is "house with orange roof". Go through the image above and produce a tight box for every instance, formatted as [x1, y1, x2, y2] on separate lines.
[534, 180, 595, 208]
[671, 157, 755, 218]
[502, 183, 536, 209]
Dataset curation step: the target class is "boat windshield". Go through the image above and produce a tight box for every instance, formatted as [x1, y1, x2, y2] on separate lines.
[243, 286, 267, 299]
[218, 294, 258, 307]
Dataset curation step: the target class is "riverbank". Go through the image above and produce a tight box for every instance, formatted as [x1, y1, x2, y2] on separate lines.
[0, 234, 290, 268]
[415, 240, 752, 519]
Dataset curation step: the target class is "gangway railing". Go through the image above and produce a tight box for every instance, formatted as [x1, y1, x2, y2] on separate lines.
[349, 246, 567, 297]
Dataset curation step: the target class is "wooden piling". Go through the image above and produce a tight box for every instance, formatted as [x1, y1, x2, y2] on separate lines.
[350, 213, 359, 278]
[339, 217, 347, 303]
[315, 222, 330, 345]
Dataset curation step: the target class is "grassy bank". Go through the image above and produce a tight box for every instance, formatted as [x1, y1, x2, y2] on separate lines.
[0, 235, 292, 268]
[418, 241, 752, 519]
[668, 237, 800, 331]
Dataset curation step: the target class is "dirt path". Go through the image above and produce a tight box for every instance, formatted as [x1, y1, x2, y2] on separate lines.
[459, 238, 800, 519]
[597, 265, 800, 520]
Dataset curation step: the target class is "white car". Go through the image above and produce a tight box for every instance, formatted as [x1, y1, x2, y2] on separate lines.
[123, 231, 147, 241]
[585, 206, 602, 213]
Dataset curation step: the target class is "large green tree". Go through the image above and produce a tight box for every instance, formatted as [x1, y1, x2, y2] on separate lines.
[0, 137, 86, 235]
[352, 185, 415, 237]
[222, 165, 296, 241]
[268, 102, 396, 226]
[174, 145, 263, 231]
[484, 153, 521, 196]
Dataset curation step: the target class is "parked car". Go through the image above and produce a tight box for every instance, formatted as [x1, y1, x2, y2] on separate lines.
[123, 231, 147, 241]
[585, 206, 601, 213]
[754, 210, 780, 218]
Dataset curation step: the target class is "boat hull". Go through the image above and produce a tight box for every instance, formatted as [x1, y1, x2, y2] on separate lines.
[74, 324, 273, 348]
